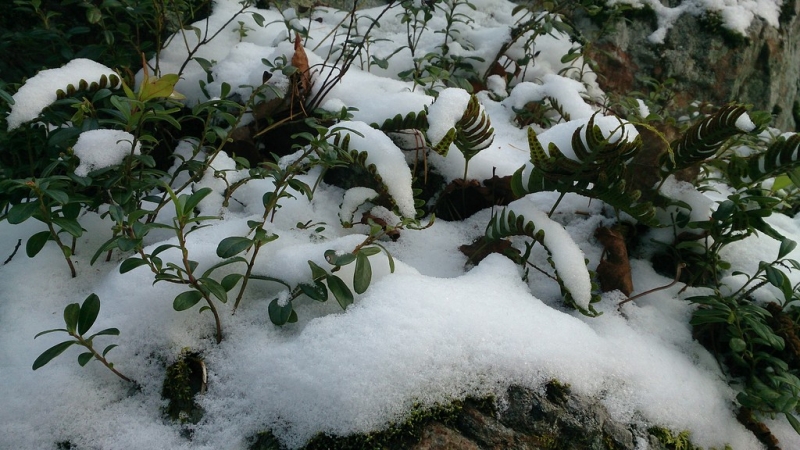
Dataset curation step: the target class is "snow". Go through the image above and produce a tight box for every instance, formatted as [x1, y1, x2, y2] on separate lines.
[2, 0, 800, 449]
[507, 198, 594, 310]
[6, 58, 118, 130]
[735, 111, 757, 132]
[606, 0, 783, 43]
[426, 87, 472, 149]
[72, 130, 142, 177]
[339, 187, 379, 225]
[328, 121, 417, 218]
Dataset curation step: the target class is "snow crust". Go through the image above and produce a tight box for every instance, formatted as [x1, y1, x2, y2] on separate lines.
[7, 58, 118, 130]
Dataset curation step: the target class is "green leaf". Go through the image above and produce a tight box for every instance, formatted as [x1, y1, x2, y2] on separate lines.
[200, 278, 228, 303]
[327, 274, 353, 309]
[221, 273, 243, 291]
[778, 239, 797, 259]
[7, 202, 40, 224]
[78, 352, 94, 367]
[729, 338, 747, 352]
[268, 297, 294, 326]
[359, 247, 381, 257]
[88, 328, 120, 339]
[138, 73, 181, 102]
[765, 265, 786, 289]
[32, 341, 76, 370]
[201, 256, 247, 278]
[216, 236, 253, 258]
[786, 412, 800, 434]
[353, 252, 372, 295]
[299, 282, 328, 302]
[324, 249, 356, 267]
[43, 189, 69, 205]
[26, 231, 51, 257]
[173, 290, 203, 311]
[77, 294, 100, 335]
[308, 260, 328, 280]
[182, 187, 213, 216]
[64, 303, 80, 333]
[712, 200, 736, 221]
[120, 257, 150, 274]
[102, 344, 118, 357]
[51, 217, 83, 237]
[34, 328, 68, 338]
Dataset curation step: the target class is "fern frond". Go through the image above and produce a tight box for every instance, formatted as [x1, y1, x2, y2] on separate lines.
[55, 74, 122, 99]
[659, 103, 754, 175]
[370, 110, 429, 133]
[486, 207, 600, 316]
[513, 114, 656, 224]
[428, 93, 495, 161]
[727, 133, 800, 188]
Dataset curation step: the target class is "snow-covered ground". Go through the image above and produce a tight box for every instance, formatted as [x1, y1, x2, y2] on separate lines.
[1, 0, 797, 448]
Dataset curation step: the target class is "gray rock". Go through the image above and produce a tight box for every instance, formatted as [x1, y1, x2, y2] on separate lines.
[572, 0, 800, 130]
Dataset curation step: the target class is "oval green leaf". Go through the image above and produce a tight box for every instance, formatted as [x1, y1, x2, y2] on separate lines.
[324, 249, 356, 267]
[729, 337, 747, 353]
[353, 252, 372, 295]
[32, 341, 76, 370]
[200, 278, 227, 303]
[51, 217, 83, 237]
[78, 352, 94, 367]
[299, 282, 328, 302]
[88, 328, 120, 339]
[778, 238, 797, 259]
[327, 274, 353, 309]
[78, 294, 100, 335]
[173, 290, 203, 311]
[63, 303, 80, 333]
[120, 257, 150, 274]
[221, 273, 243, 291]
[102, 344, 118, 357]
[268, 297, 294, 326]
[26, 231, 51, 257]
[7, 202, 39, 224]
[216, 236, 253, 258]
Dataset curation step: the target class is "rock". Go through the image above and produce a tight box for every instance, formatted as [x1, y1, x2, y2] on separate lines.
[572, 0, 800, 130]
[413, 422, 481, 450]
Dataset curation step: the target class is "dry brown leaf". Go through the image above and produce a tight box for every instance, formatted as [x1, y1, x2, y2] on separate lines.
[291, 32, 311, 96]
[595, 226, 633, 296]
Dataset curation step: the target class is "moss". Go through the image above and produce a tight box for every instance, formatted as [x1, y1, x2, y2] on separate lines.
[545, 379, 572, 405]
[162, 350, 206, 425]
[648, 427, 703, 450]
[248, 395, 497, 450]
[303, 400, 466, 450]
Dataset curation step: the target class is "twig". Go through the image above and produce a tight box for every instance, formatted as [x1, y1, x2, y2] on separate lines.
[3, 239, 21, 265]
[618, 263, 685, 307]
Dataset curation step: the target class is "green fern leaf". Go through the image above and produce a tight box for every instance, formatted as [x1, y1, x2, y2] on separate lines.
[513, 114, 656, 224]
[659, 103, 757, 175]
[486, 207, 600, 316]
[727, 133, 800, 188]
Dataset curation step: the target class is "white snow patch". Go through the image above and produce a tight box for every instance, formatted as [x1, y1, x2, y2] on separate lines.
[426, 88, 472, 148]
[72, 129, 141, 177]
[7, 58, 118, 130]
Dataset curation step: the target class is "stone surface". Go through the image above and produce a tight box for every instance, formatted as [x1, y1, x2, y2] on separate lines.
[573, 0, 800, 131]
[406, 383, 689, 450]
